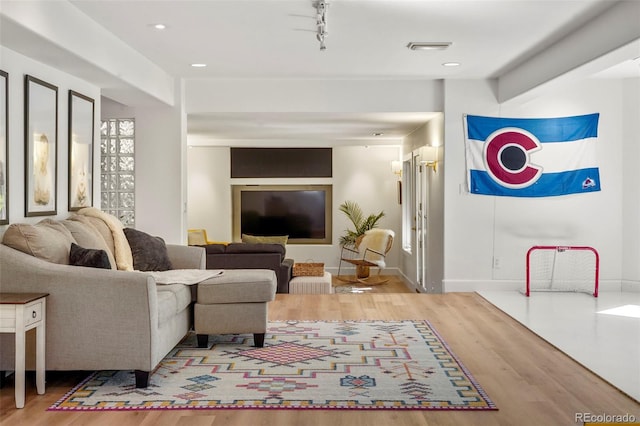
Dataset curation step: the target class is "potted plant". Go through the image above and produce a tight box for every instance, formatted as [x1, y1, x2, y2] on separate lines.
[338, 200, 385, 246]
[338, 201, 385, 278]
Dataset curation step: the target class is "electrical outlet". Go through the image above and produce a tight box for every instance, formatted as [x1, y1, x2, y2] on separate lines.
[493, 257, 501, 269]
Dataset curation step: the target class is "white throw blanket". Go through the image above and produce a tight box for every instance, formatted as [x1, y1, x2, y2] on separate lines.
[78, 207, 134, 271]
[148, 269, 224, 285]
[359, 229, 394, 266]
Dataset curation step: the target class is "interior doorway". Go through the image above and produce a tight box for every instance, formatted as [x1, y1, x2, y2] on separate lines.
[415, 156, 429, 292]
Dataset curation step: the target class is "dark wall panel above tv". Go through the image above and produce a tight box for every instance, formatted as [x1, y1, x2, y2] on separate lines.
[231, 148, 332, 178]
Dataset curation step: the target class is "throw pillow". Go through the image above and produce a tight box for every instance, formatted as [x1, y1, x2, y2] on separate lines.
[69, 243, 112, 269]
[62, 216, 117, 270]
[187, 229, 207, 246]
[2, 219, 76, 264]
[77, 207, 133, 271]
[123, 227, 173, 271]
[72, 214, 115, 256]
[241, 234, 288, 247]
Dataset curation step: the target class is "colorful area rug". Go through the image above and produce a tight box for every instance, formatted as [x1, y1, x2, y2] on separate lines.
[49, 320, 497, 411]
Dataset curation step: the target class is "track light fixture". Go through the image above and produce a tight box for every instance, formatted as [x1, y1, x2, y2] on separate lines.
[314, 1, 328, 50]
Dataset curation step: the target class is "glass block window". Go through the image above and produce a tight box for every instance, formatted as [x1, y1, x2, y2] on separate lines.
[101, 119, 135, 226]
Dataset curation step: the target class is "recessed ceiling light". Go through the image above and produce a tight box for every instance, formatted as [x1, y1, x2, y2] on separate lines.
[152, 23, 166, 30]
[407, 42, 452, 51]
[191, 63, 207, 68]
[442, 62, 460, 67]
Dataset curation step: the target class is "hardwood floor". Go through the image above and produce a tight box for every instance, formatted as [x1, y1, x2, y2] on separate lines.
[1, 277, 638, 426]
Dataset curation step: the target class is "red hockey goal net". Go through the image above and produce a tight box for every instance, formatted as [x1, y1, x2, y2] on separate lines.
[526, 246, 599, 297]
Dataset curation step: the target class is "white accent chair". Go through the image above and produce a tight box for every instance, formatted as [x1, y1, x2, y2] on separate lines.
[337, 229, 394, 285]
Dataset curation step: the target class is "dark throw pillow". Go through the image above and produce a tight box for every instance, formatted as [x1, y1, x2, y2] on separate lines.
[123, 227, 173, 272]
[69, 243, 112, 270]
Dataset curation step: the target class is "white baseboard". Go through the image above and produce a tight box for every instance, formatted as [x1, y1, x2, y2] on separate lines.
[442, 280, 521, 293]
[397, 270, 421, 292]
[442, 279, 629, 293]
[621, 281, 640, 292]
[325, 266, 400, 276]
[321, 272, 640, 293]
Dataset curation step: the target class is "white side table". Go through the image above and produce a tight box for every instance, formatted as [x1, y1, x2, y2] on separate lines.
[0, 293, 48, 409]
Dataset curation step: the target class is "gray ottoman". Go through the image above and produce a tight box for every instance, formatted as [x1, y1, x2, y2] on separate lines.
[195, 269, 277, 348]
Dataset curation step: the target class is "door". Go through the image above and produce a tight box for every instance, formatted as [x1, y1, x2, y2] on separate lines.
[414, 157, 428, 292]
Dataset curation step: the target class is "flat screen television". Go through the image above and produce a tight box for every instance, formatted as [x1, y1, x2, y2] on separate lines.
[232, 185, 332, 244]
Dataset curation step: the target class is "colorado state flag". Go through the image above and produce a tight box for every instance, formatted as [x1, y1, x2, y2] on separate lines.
[464, 113, 600, 197]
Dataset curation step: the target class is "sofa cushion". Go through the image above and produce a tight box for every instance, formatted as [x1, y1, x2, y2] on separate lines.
[73, 214, 115, 255]
[156, 284, 192, 326]
[62, 216, 117, 269]
[241, 234, 288, 247]
[1, 219, 76, 264]
[225, 242, 285, 256]
[197, 269, 276, 304]
[69, 243, 112, 269]
[204, 244, 226, 254]
[124, 227, 173, 271]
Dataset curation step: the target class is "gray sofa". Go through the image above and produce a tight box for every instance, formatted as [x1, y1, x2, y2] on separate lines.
[0, 211, 275, 389]
[204, 243, 293, 293]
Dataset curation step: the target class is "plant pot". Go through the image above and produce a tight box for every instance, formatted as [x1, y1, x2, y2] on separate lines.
[356, 265, 370, 278]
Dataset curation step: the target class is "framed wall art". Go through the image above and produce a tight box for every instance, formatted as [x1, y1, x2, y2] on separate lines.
[25, 75, 58, 217]
[0, 70, 8, 224]
[68, 90, 94, 211]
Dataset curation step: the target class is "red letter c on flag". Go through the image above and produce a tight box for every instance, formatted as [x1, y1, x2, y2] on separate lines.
[483, 128, 542, 188]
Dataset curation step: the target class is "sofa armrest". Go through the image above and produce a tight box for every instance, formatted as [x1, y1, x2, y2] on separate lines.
[0, 244, 159, 372]
[279, 258, 294, 293]
[167, 244, 205, 270]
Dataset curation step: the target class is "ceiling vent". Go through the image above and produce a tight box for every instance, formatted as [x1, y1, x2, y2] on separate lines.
[406, 42, 452, 51]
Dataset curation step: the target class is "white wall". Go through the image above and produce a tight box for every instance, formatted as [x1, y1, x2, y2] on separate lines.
[133, 80, 187, 244]
[101, 83, 187, 245]
[0, 47, 101, 233]
[332, 146, 402, 270]
[443, 78, 639, 292]
[187, 145, 402, 273]
[186, 79, 443, 114]
[620, 78, 640, 290]
[187, 146, 231, 241]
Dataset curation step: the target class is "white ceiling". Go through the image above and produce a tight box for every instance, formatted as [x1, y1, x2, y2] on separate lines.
[70, 0, 622, 80]
[6, 1, 640, 145]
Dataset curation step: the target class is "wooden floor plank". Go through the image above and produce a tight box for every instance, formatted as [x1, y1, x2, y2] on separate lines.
[1, 277, 638, 425]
